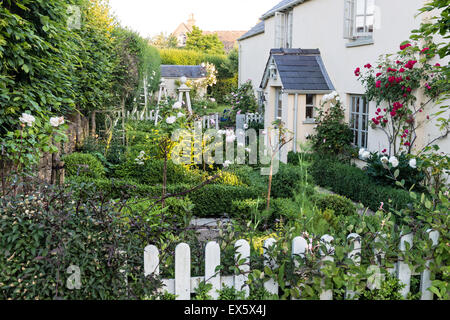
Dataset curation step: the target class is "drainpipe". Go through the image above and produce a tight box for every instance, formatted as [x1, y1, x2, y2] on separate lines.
[293, 93, 298, 153]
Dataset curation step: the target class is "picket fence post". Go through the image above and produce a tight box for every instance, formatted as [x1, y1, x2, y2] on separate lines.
[319, 235, 334, 300]
[291, 236, 308, 300]
[205, 241, 221, 299]
[345, 233, 361, 299]
[263, 238, 278, 295]
[235, 239, 250, 297]
[398, 233, 414, 298]
[420, 229, 440, 300]
[175, 243, 191, 300]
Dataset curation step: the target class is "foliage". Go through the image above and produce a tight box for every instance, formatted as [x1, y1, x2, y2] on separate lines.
[185, 26, 225, 55]
[266, 163, 305, 199]
[311, 193, 357, 217]
[63, 152, 106, 179]
[0, 179, 161, 299]
[309, 157, 411, 212]
[365, 151, 425, 189]
[307, 92, 353, 157]
[360, 274, 405, 300]
[356, 40, 448, 156]
[149, 32, 178, 49]
[224, 80, 258, 121]
[210, 77, 238, 104]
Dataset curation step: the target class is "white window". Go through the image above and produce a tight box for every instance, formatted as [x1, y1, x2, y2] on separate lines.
[344, 0, 374, 40]
[275, 10, 293, 48]
[275, 88, 283, 119]
[350, 95, 369, 148]
[305, 94, 315, 120]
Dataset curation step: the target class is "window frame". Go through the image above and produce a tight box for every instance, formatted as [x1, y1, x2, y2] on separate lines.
[350, 95, 369, 149]
[344, 0, 374, 41]
[275, 87, 283, 120]
[305, 94, 316, 120]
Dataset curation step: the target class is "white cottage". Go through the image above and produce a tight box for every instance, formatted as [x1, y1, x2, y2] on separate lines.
[238, 0, 449, 161]
[160, 65, 208, 98]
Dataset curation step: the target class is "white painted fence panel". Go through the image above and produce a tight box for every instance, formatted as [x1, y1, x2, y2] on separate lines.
[143, 230, 439, 300]
[263, 238, 278, 295]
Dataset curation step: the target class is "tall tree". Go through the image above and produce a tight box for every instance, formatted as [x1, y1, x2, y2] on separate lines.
[185, 26, 225, 55]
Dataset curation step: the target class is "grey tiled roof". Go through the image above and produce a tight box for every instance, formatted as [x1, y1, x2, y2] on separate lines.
[261, 48, 334, 91]
[238, 21, 265, 41]
[261, 0, 305, 19]
[160, 65, 206, 79]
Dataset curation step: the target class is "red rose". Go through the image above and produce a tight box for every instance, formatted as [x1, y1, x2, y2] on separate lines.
[354, 67, 361, 76]
[390, 111, 397, 117]
[376, 72, 382, 77]
[399, 68, 405, 73]
[400, 43, 411, 50]
[421, 47, 429, 53]
[364, 63, 372, 69]
[376, 80, 382, 88]
[435, 63, 441, 67]
[382, 149, 387, 153]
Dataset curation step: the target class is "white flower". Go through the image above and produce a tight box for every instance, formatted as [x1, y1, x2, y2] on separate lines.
[380, 156, 389, 164]
[243, 123, 248, 129]
[172, 102, 182, 109]
[210, 119, 216, 125]
[210, 98, 216, 102]
[389, 156, 399, 168]
[361, 151, 371, 160]
[177, 112, 185, 118]
[226, 131, 236, 143]
[409, 158, 417, 169]
[19, 113, 35, 126]
[223, 160, 232, 168]
[245, 147, 251, 153]
[50, 116, 64, 127]
[166, 116, 177, 124]
[359, 148, 365, 157]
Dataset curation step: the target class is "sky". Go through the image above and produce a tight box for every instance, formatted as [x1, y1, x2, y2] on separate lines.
[109, 0, 277, 38]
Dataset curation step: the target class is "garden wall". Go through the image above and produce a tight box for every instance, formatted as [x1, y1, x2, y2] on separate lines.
[1, 113, 90, 190]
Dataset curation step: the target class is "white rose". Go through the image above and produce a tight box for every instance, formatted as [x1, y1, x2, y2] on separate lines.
[409, 158, 417, 169]
[223, 160, 232, 168]
[361, 151, 371, 160]
[50, 116, 64, 127]
[177, 112, 185, 118]
[380, 156, 389, 164]
[389, 156, 399, 168]
[166, 116, 177, 124]
[19, 113, 36, 126]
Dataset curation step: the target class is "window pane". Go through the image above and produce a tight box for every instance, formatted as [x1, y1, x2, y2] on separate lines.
[356, 16, 365, 33]
[356, 0, 365, 15]
[355, 98, 360, 113]
[306, 106, 314, 119]
[366, 0, 375, 14]
[366, 15, 374, 33]
[306, 94, 314, 105]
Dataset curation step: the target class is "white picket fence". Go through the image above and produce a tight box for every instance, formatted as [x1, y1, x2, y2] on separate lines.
[201, 113, 220, 130]
[144, 230, 440, 300]
[245, 112, 264, 125]
[126, 109, 160, 122]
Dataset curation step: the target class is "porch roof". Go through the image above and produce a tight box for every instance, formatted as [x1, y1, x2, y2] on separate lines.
[160, 65, 206, 79]
[260, 48, 334, 92]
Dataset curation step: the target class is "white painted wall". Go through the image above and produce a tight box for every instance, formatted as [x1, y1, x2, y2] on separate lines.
[238, 0, 449, 155]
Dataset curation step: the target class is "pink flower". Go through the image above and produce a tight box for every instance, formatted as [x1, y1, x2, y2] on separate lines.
[364, 63, 372, 69]
[400, 43, 411, 50]
[376, 72, 382, 77]
[375, 80, 382, 88]
[390, 111, 397, 117]
[399, 68, 405, 73]
[379, 202, 384, 210]
[435, 63, 441, 67]
[421, 47, 430, 53]
[382, 149, 387, 153]
[354, 67, 361, 76]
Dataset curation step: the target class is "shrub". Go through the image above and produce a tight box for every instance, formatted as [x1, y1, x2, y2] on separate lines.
[113, 158, 204, 185]
[231, 198, 263, 218]
[311, 193, 357, 217]
[268, 163, 304, 199]
[365, 152, 425, 189]
[63, 152, 106, 179]
[67, 177, 264, 218]
[310, 157, 411, 212]
[0, 180, 159, 300]
[210, 77, 237, 103]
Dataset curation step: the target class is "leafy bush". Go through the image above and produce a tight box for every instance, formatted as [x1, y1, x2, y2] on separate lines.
[63, 152, 106, 179]
[267, 163, 304, 199]
[113, 158, 204, 185]
[365, 152, 425, 189]
[310, 157, 411, 212]
[231, 198, 263, 218]
[67, 177, 264, 218]
[210, 77, 238, 103]
[311, 193, 357, 217]
[307, 95, 353, 157]
[360, 274, 405, 300]
[0, 180, 160, 300]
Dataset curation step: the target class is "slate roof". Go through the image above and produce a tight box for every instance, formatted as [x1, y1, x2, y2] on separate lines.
[160, 65, 207, 79]
[261, 48, 334, 92]
[260, 0, 306, 19]
[238, 21, 265, 41]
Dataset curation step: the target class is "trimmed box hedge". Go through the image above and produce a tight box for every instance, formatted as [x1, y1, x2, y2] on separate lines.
[309, 158, 411, 212]
[67, 177, 265, 218]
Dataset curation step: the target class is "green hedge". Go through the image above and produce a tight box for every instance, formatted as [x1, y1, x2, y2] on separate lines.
[309, 158, 411, 212]
[63, 152, 106, 179]
[67, 177, 264, 218]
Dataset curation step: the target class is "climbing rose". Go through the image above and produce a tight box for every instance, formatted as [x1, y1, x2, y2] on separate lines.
[19, 113, 36, 127]
[354, 67, 361, 76]
[409, 158, 417, 169]
[389, 156, 399, 168]
[172, 101, 182, 109]
[50, 116, 65, 127]
[166, 116, 177, 124]
[376, 81, 382, 88]
[400, 43, 411, 50]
